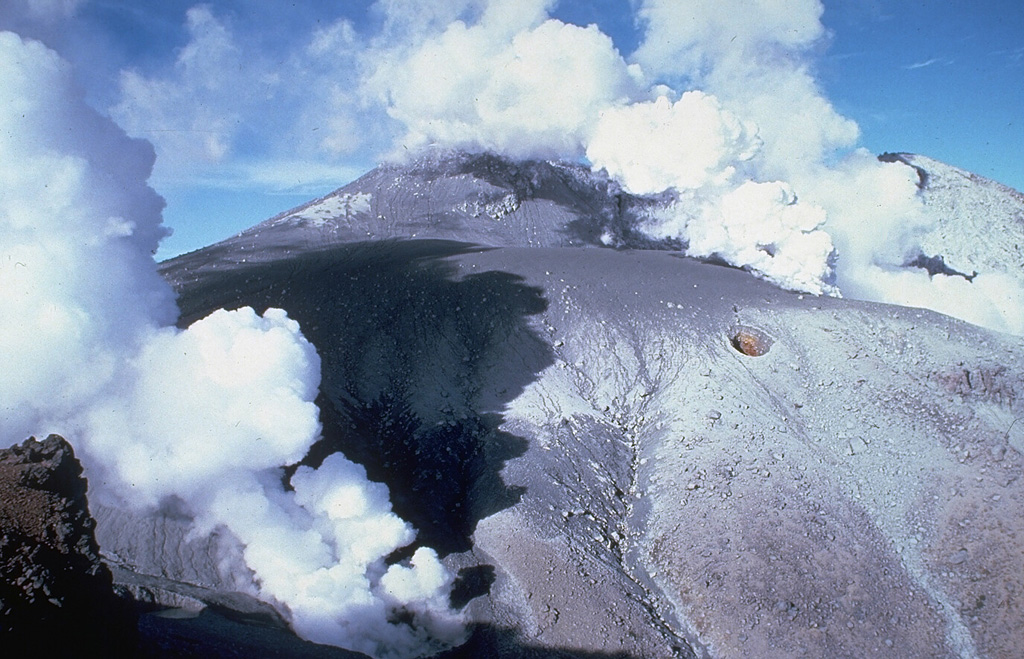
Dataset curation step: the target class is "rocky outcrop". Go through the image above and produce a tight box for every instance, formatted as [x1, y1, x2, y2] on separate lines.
[0, 434, 137, 655]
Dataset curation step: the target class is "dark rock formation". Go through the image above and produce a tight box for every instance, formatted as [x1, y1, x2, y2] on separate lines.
[0, 434, 137, 655]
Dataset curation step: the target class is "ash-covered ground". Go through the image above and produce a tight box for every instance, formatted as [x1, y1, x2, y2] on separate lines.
[111, 151, 1024, 658]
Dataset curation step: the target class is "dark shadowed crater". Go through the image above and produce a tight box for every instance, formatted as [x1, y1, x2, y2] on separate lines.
[172, 239, 553, 557]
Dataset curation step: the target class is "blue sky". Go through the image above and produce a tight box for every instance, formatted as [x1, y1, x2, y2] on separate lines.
[2, 0, 1020, 259]
[820, 1, 1023, 189]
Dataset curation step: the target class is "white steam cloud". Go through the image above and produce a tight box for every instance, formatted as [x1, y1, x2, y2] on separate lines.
[0, 30, 461, 658]
[585, 93, 760, 194]
[364, 0, 1023, 334]
[1, 2, 1020, 656]
[97, 1, 1023, 333]
[369, 12, 642, 159]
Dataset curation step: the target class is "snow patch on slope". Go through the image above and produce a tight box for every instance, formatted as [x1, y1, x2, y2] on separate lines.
[275, 191, 373, 228]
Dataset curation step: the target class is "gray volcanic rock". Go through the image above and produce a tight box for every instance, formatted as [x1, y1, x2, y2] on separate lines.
[0, 435, 137, 655]
[151, 153, 1024, 658]
[94, 500, 278, 617]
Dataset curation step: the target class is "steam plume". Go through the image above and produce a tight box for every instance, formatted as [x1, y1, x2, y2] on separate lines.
[0, 30, 461, 658]
[365, 0, 1023, 333]
[98, 1, 1024, 333]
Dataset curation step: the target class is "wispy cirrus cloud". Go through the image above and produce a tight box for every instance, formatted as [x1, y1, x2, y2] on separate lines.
[903, 57, 953, 70]
[990, 46, 1024, 66]
[111, 6, 379, 194]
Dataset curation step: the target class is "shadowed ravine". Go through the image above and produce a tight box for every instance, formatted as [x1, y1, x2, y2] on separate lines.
[172, 239, 553, 558]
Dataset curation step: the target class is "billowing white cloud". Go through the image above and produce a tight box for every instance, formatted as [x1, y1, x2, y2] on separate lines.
[632, 0, 859, 177]
[586, 92, 759, 194]
[1, 30, 461, 658]
[0, 31, 175, 437]
[369, 14, 642, 159]
[647, 181, 835, 295]
[82, 308, 322, 506]
[215, 455, 465, 658]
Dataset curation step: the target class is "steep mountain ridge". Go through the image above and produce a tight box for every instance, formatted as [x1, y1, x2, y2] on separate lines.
[171, 150, 1024, 306]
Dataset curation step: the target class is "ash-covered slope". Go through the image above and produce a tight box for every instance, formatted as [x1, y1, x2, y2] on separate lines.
[269, 152, 622, 246]
[218, 151, 668, 259]
[883, 152, 1024, 280]
[149, 153, 1024, 658]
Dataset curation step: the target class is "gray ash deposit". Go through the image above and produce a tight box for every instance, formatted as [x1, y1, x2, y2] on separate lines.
[143, 151, 1024, 658]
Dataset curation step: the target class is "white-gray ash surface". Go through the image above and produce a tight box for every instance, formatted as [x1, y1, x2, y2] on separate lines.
[115, 151, 1024, 658]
